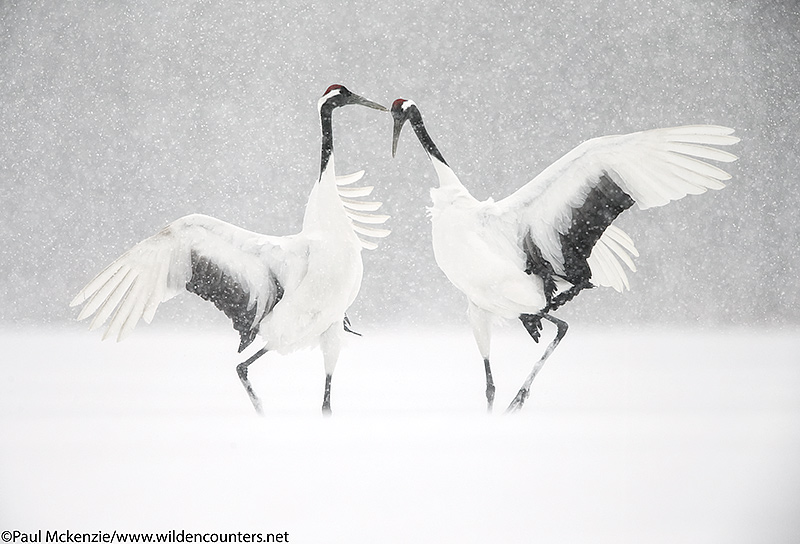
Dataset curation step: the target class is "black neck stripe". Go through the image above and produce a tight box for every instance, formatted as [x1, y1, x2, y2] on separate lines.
[409, 107, 448, 166]
[318, 104, 335, 179]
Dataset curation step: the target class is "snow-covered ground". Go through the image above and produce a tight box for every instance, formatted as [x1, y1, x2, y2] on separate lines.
[2, 326, 799, 543]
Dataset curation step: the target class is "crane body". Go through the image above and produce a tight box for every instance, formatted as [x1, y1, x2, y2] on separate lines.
[71, 85, 389, 414]
[391, 98, 738, 412]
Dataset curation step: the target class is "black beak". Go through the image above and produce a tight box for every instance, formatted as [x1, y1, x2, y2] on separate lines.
[349, 94, 388, 112]
[392, 114, 406, 158]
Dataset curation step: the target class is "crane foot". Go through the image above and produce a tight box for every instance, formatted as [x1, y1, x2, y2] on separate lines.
[506, 388, 529, 413]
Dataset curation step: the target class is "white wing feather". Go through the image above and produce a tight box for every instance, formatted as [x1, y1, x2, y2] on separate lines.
[496, 125, 738, 289]
[587, 226, 637, 292]
[71, 214, 299, 342]
[336, 171, 391, 249]
[336, 171, 366, 186]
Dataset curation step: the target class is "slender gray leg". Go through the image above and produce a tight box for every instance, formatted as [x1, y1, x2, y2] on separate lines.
[483, 358, 496, 412]
[236, 347, 268, 414]
[322, 373, 333, 416]
[468, 302, 494, 412]
[507, 314, 568, 413]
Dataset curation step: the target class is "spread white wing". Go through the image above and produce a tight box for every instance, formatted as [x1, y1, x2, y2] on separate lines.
[496, 125, 739, 292]
[70, 213, 307, 348]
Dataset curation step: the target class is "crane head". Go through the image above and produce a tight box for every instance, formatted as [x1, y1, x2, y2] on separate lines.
[319, 84, 387, 112]
[390, 98, 417, 157]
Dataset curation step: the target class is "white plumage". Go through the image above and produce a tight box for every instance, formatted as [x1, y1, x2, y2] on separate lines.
[71, 85, 389, 414]
[391, 98, 738, 412]
[497, 125, 737, 290]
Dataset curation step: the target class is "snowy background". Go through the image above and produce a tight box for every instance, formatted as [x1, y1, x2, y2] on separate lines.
[1, 0, 799, 541]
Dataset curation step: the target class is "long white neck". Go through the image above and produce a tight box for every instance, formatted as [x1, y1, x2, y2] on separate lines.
[303, 154, 349, 232]
[430, 154, 463, 189]
[427, 148, 478, 211]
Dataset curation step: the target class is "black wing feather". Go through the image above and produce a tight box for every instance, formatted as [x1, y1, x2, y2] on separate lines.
[186, 250, 284, 352]
[559, 173, 634, 285]
[521, 173, 634, 317]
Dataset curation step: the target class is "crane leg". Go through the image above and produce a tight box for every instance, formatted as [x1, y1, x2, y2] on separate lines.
[468, 302, 495, 412]
[319, 324, 341, 416]
[236, 347, 268, 414]
[322, 374, 333, 416]
[483, 358, 496, 412]
[507, 314, 568, 413]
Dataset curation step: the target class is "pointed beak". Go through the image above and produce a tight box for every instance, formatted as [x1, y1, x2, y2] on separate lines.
[392, 115, 406, 158]
[349, 94, 388, 112]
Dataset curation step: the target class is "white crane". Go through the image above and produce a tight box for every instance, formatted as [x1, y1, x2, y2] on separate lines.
[390, 98, 738, 412]
[70, 85, 389, 415]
